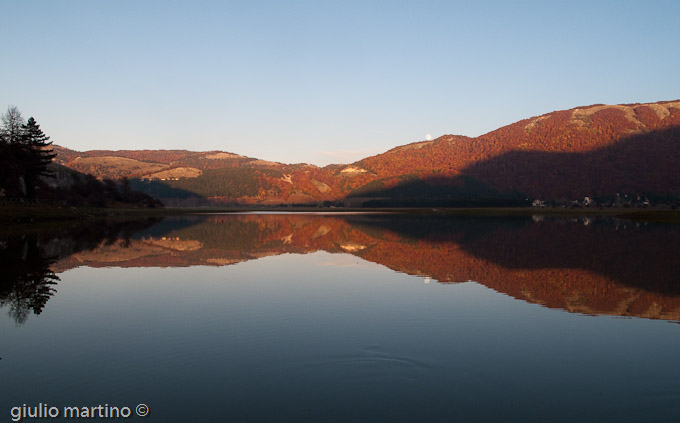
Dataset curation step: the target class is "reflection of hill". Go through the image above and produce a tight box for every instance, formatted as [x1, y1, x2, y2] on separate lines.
[344, 215, 680, 320]
[50, 214, 680, 322]
[54, 215, 365, 270]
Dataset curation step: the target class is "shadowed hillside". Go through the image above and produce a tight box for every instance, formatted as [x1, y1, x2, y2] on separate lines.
[464, 125, 680, 201]
[352, 125, 680, 205]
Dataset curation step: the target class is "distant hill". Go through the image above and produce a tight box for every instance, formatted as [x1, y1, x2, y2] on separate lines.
[53, 100, 680, 206]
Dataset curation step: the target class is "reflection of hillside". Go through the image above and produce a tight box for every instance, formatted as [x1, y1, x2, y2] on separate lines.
[51, 214, 680, 322]
[55, 215, 367, 269]
[62, 238, 202, 267]
[345, 215, 680, 320]
[344, 215, 680, 290]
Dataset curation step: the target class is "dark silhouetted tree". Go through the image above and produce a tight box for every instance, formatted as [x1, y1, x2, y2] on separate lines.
[21, 117, 56, 197]
[0, 106, 28, 196]
[0, 107, 56, 198]
[0, 236, 59, 325]
[0, 106, 24, 145]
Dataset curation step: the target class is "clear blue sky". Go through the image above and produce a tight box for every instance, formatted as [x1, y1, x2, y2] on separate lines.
[2, 0, 679, 165]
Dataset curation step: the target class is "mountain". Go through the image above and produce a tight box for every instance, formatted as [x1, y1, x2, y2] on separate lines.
[53, 100, 680, 206]
[350, 100, 680, 205]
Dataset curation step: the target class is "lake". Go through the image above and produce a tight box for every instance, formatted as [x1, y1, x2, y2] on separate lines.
[1, 212, 679, 422]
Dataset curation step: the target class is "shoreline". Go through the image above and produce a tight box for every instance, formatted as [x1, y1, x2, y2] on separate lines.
[2, 203, 680, 224]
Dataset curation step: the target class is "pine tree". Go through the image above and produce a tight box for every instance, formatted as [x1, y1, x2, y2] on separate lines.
[22, 117, 56, 177]
[0, 108, 57, 198]
[18, 117, 56, 198]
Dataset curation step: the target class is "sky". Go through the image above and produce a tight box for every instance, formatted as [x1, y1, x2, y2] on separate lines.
[2, 0, 679, 166]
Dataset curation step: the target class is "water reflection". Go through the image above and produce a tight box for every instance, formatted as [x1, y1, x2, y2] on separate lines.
[0, 235, 59, 324]
[343, 214, 680, 320]
[0, 218, 160, 324]
[2, 213, 680, 322]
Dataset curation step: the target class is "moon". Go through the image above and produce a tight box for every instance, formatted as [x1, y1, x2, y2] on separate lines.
[425, 133, 432, 141]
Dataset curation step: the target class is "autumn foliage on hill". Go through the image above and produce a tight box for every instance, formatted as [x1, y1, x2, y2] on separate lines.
[350, 101, 680, 203]
[53, 100, 680, 205]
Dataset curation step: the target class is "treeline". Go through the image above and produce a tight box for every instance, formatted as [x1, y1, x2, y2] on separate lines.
[170, 167, 281, 198]
[0, 106, 162, 208]
[0, 106, 55, 198]
[133, 167, 282, 199]
[44, 174, 163, 208]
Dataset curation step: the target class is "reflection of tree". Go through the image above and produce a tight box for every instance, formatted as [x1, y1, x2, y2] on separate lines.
[0, 217, 162, 324]
[0, 236, 59, 325]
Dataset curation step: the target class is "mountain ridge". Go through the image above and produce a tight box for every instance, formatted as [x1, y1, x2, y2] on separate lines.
[52, 99, 680, 206]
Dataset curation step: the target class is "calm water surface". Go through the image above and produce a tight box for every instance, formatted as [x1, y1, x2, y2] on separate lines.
[1, 213, 679, 422]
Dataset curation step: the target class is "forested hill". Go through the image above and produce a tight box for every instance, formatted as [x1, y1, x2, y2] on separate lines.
[53, 100, 680, 206]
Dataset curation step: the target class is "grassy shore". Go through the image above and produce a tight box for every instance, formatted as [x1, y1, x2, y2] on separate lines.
[2, 203, 680, 224]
